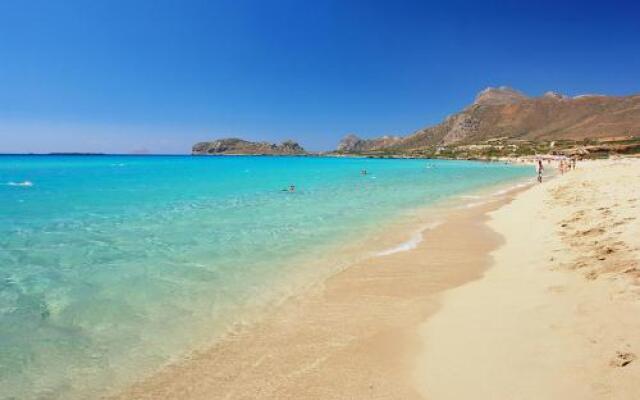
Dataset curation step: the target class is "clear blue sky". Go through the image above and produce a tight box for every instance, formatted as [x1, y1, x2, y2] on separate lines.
[1, 0, 639, 153]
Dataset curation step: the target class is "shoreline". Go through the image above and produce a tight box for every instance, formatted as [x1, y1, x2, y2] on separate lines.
[109, 159, 640, 399]
[110, 177, 533, 399]
[1, 156, 532, 400]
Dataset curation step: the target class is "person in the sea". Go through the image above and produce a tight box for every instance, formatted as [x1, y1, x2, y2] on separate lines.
[536, 159, 544, 183]
[361, 169, 367, 175]
[289, 184, 295, 192]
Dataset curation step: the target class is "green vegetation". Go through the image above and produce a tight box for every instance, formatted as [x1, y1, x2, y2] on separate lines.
[331, 137, 640, 160]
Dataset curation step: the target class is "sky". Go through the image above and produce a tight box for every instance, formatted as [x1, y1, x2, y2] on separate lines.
[1, 0, 639, 154]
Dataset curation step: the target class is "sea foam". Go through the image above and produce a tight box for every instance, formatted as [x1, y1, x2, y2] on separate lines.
[376, 221, 442, 256]
[7, 180, 34, 187]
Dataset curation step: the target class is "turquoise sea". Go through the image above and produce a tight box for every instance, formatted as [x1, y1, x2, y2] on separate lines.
[0, 155, 531, 399]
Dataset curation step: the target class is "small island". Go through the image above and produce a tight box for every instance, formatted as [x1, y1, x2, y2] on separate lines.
[192, 138, 306, 156]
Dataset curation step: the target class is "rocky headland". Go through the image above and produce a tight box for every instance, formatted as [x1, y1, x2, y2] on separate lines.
[335, 87, 640, 159]
[192, 138, 305, 155]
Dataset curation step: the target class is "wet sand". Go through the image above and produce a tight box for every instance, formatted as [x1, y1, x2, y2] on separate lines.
[111, 185, 526, 399]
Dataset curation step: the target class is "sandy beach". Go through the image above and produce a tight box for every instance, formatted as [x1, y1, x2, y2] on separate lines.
[111, 158, 640, 400]
[5, 3, 640, 398]
[418, 158, 640, 399]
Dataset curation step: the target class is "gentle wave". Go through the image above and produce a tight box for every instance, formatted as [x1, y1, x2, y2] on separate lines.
[491, 181, 531, 196]
[458, 180, 532, 209]
[462, 200, 490, 209]
[376, 221, 442, 256]
[7, 180, 34, 187]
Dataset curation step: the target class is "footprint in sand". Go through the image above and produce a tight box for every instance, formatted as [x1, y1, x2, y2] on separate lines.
[602, 247, 615, 255]
[610, 351, 636, 368]
[547, 285, 566, 293]
[572, 261, 589, 270]
[576, 227, 605, 237]
[585, 270, 599, 280]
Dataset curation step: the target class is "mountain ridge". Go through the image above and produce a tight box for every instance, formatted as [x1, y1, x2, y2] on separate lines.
[337, 87, 640, 155]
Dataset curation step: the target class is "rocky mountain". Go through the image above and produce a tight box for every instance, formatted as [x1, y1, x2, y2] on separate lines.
[337, 134, 402, 153]
[192, 138, 305, 155]
[337, 87, 640, 153]
[473, 86, 527, 105]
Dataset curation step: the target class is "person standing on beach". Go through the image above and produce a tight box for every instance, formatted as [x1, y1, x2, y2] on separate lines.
[536, 159, 544, 183]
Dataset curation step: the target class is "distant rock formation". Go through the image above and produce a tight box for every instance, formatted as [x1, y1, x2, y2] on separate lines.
[192, 138, 305, 155]
[336, 134, 402, 153]
[543, 91, 570, 101]
[473, 86, 528, 105]
[336, 87, 640, 153]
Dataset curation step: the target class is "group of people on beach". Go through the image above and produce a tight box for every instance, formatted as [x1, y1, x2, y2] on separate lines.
[535, 156, 577, 183]
[558, 158, 577, 174]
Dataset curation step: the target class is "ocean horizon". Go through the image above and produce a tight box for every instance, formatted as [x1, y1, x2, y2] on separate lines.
[0, 155, 531, 399]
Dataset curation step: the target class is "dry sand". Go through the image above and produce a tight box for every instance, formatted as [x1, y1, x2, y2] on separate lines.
[417, 158, 640, 399]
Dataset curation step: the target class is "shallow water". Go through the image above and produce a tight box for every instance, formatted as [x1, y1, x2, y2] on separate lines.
[0, 155, 530, 399]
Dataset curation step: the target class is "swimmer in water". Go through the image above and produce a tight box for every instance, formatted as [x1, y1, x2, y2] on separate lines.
[361, 169, 367, 175]
[289, 184, 295, 192]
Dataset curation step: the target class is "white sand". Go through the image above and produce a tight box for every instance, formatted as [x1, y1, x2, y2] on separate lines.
[417, 159, 640, 399]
